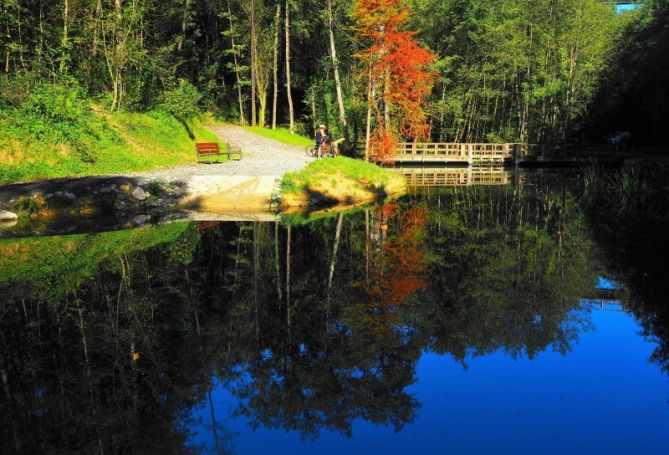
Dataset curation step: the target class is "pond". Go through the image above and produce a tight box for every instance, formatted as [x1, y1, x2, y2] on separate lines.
[1, 167, 668, 454]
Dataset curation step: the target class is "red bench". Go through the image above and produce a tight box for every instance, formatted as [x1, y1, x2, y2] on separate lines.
[196, 142, 242, 163]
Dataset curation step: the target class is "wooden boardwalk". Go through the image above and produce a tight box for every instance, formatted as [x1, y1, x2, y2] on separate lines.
[376, 143, 533, 165]
[394, 167, 515, 187]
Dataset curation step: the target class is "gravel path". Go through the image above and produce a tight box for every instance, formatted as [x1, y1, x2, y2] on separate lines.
[132, 124, 314, 182]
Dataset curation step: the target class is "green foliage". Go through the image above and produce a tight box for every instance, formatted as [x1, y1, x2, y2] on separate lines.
[12, 196, 41, 215]
[411, 0, 619, 143]
[0, 82, 223, 184]
[159, 79, 203, 121]
[588, 0, 669, 145]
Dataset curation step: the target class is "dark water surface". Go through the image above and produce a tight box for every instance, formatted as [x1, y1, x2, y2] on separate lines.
[1, 169, 669, 454]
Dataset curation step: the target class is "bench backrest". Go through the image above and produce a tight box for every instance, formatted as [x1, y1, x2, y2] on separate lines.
[195, 142, 220, 154]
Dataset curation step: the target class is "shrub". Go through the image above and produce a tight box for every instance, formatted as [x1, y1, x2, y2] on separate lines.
[159, 79, 203, 121]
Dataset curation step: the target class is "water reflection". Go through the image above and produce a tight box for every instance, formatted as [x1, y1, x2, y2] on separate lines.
[1, 172, 668, 453]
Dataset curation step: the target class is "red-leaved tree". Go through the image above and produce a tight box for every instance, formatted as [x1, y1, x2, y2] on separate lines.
[353, 0, 436, 162]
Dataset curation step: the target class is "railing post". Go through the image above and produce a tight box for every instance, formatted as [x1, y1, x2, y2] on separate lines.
[467, 144, 473, 166]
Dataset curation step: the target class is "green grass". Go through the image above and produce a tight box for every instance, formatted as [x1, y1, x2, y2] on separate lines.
[281, 156, 403, 195]
[0, 109, 224, 185]
[0, 222, 196, 299]
[242, 126, 313, 147]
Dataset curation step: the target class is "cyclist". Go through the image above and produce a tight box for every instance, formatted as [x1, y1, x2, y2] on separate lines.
[314, 124, 328, 157]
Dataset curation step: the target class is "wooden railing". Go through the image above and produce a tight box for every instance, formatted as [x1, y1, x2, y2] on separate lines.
[375, 143, 537, 164]
[395, 167, 515, 187]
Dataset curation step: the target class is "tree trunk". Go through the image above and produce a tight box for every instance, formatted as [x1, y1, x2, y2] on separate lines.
[226, 0, 245, 124]
[60, 0, 69, 73]
[311, 93, 317, 131]
[364, 53, 374, 161]
[250, 0, 257, 126]
[253, 222, 260, 343]
[326, 0, 348, 142]
[285, 0, 295, 133]
[275, 222, 282, 304]
[326, 213, 344, 326]
[177, 0, 190, 53]
[286, 226, 292, 341]
[365, 210, 370, 290]
[272, 3, 280, 129]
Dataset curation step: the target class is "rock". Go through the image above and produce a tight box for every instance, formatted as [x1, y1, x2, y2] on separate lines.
[120, 183, 133, 193]
[79, 206, 97, 216]
[0, 210, 18, 221]
[37, 209, 57, 220]
[63, 192, 76, 201]
[0, 220, 18, 229]
[100, 185, 116, 193]
[131, 187, 148, 201]
[31, 193, 47, 207]
[133, 214, 148, 225]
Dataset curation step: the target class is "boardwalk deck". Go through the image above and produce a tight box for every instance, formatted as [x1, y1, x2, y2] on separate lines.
[376, 143, 534, 165]
[394, 167, 515, 187]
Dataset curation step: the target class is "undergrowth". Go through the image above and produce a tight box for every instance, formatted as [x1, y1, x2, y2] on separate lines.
[0, 82, 223, 184]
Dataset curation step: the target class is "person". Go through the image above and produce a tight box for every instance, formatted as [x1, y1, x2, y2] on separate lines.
[314, 124, 328, 157]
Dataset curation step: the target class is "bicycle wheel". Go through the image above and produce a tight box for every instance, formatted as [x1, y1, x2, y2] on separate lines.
[305, 146, 317, 157]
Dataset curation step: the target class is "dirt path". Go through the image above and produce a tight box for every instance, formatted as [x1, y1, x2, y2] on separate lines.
[132, 124, 314, 182]
[0, 125, 315, 223]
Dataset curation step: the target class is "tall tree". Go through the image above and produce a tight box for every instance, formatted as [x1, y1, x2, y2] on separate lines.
[353, 0, 436, 160]
[272, 2, 280, 129]
[285, 0, 294, 133]
[250, 0, 257, 125]
[326, 0, 348, 143]
[224, 0, 246, 124]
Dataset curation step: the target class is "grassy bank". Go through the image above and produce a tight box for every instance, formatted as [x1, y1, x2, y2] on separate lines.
[0, 82, 224, 184]
[242, 126, 313, 147]
[280, 156, 406, 209]
[0, 110, 222, 185]
[0, 222, 197, 299]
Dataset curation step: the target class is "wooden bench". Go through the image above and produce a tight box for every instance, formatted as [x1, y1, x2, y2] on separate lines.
[195, 142, 242, 163]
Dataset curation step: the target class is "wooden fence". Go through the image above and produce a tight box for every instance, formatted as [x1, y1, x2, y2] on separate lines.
[374, 143, 538, 164]
[395, 167, 516, 187]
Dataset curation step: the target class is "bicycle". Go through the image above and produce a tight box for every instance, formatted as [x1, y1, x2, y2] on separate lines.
[305, 139, 342, 158]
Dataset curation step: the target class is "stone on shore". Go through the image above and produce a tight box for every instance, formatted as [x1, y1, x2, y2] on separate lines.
[0, 210, 19, 221]
[131, 187, 148, 201]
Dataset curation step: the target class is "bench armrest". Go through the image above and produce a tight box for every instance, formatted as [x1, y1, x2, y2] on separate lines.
[226, 143, 242, 160]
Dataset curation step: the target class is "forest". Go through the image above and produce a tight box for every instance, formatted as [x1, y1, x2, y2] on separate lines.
[0, 0, 667, 154]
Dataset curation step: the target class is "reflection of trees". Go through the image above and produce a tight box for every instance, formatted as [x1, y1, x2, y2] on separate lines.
[0, 180, 602, 449]
[413, 183, 597, 361]
[581, 165, 669, 375]
[0, 224, 229, 454]
[367, 203, 429, 308]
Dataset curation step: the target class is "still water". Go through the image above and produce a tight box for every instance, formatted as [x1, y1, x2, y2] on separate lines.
[1, 168, 668, 454]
